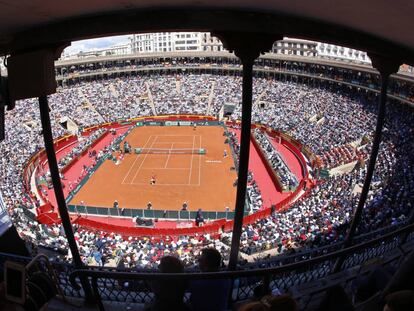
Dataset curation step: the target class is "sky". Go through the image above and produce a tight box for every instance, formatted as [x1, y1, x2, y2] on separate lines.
[63, 35, 131, 55]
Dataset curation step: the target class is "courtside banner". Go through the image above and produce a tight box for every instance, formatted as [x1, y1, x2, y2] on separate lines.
[165, 121, 179, 126]
[0, 190, 12, 236]
[145, 121, 163, 126]
[178, 121, 192, 126]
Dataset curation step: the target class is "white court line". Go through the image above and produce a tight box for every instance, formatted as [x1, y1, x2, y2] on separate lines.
[128, 182, 197, 186]
[152, 142, 194, 145]
[141, 167, 190, 170]
[121, 135, 152, 184]
[154, 135, 200, 137]
[129, 135, 159, 184]
[198, 135, 202, 186]
[164, 143, 174, 168]
[188, 135, 196, 185]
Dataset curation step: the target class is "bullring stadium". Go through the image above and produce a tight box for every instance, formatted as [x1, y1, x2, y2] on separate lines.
[0, 2, 413, 311]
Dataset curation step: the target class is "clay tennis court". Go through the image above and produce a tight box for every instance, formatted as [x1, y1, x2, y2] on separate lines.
[69, 126, 237, 212]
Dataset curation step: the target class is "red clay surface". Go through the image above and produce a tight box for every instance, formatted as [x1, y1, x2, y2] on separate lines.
[70, 126, 237, 212]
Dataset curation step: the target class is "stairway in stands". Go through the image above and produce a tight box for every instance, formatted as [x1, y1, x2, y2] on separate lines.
[145, 82, 157, 115]
[206, 81, 216, 115]
[108, 83, 119, 98]
[175, 78, 181, 94]
[78, 89, 106, 123]
[254, 89, 267, 108]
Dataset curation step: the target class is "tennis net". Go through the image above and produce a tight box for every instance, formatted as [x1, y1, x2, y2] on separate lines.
[134, 148, 206, 154]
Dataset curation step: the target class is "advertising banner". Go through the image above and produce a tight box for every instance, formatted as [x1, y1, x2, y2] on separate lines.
[165, 121, 179, 126]
[145, 121, 163, 126]
[178, 121, 192, 126]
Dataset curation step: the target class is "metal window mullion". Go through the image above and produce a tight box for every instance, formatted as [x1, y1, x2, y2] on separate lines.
[38, 95, 82, 267]
[38, 95, 95, 304]
[228, 60, 254, 270]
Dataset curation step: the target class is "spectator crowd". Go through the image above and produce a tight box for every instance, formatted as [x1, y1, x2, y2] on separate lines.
[0, 72, 412, 269]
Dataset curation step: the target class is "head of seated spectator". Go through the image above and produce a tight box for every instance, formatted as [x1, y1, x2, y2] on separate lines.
[239, 294, 298, 311]
[317, 285, 355, 311]
[383, 290, 414, 311]
[158, 255, 184, 273]
[150, 256, 188, 311]
[253, 283, 271, 301]
[198, 247, 222, 272]
[189, 248, 230, 311]
[354, 266, 393, 303]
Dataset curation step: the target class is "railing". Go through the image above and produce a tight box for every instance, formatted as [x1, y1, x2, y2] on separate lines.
[66, 223, 414, 310]
[67, 204, 244, 221]
[1, 222, 412, 310]
[244, 221, 410, 267]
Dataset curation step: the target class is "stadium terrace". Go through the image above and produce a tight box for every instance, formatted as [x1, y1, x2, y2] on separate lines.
[0, 3, 414, 310]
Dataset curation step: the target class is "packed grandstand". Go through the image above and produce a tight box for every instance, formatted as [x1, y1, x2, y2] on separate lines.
[1, 54, 413, 271]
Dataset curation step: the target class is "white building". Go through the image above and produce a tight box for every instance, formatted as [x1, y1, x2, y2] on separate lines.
[59, 32, 373, 67]
[272, 38, 318, 57]
[201, 33, 224, 52]
[399, 64, 414, 75]
[103, 43, 131, 56]
[316, 43, 371, 64]
[132, 32, 202, 53]
[131, 33, 173, 53]
[173, 32, 201, 51]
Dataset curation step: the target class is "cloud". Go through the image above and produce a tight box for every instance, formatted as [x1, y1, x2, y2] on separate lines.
[63, 35, 132, 55]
